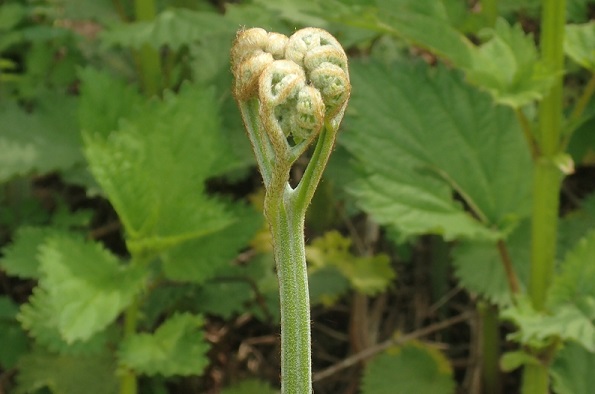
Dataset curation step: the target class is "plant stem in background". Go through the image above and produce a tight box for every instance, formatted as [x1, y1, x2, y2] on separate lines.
[120, 297, 140, 394]
[133, 0, 161, 96]
[524, 0, 566, 391]
[482, 0, 498, 27]
[479, 302, 502, 394]
[530, 0, 566, 314]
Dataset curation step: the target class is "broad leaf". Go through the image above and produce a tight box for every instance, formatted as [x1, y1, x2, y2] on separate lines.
[19, 288, 111, 355]
[565, 22, 595, 71]
[15, 349, 117, 394]
[361, 341, 455, 394]
[549, 229, 595, 319]
[36, 235, 146, 343]
[118, 313, 209, 377]
[161, 204, 261, 284]
[502, 297, 595, 351]
[0, 94, 82, 182]
[78, 67, 144, 138]
[0, 226, 63, 279]
[100, 8, 235, 51]
[306, 231, 394, 295]
[462, 19, 555, 107]
[0, 297, 28, 369]
[342, 60, 532, 241]
[84, 84, 239, 255]
[453, 220, 531, 306]
[551, 342, 595, 394]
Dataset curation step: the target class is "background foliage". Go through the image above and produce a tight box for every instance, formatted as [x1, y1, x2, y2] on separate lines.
[0, 0, 594, 393]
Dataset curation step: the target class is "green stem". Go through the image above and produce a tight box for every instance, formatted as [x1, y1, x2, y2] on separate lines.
[266, 191, 312, 394]
[120, 296, 140, 394]
[133, 0, 160, 96]
[521, 363, 549, 394]
[294, 120, 339, 216]
[479, 303, 502, 394]
[482, 0, 498, 27]
[524, 0, 566, 391]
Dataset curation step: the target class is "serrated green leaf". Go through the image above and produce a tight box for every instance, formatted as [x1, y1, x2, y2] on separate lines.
[502, 297, 595, 351]
[565, 22, 595, 71]
[453, 220, 531, 306]
[500, 350, 541, 372]
[0, 94, 82, 182]
[118, 313, 209, 377]
[306, 231, 394, 295]
[84, 84, 239, 255]
[100, 8, 235, 51]
[161, 204, 261, 284]
[0, 226, 62, 279]
[15, 349, 117, 394]
[357, 0, 472, 66]
[221, 378, 279, 394]
[342, 60, 531, 241]
[36, 234, 146, 343]
[78, 67, 144, 138]
[549, 229, 595, 323]
[361, 341, 455, 394]
[551, 342, 595, 394]
[19, 288, 112, 355]
[462, 19, 556, 107]
[0, 296, 29, 369]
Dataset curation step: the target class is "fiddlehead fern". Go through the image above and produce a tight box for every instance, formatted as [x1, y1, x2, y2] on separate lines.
[231, 27, 350, 394]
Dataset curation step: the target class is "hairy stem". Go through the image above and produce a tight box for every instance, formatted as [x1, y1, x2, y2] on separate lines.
[266, 191, 312, 394]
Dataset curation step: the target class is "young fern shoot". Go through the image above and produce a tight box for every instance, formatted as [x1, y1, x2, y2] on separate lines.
[231, 27, 351, 393]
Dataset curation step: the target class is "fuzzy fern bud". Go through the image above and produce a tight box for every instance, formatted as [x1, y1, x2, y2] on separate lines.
[231, 27, 350, 152]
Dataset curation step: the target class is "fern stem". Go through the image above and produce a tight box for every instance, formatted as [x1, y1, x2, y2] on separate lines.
[266, 190, 312, 394]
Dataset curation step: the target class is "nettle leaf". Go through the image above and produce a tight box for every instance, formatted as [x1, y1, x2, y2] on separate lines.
[161, 203, 261, 284]
[364, 0, 472, 66]
[502, 297, 595, 351]
[221, 378, 279, 394]
[551, 342, 595, 394]
[15, 349, 117, 394]
[0, 226, 63, 279]
[558, 193, 595, 260]
[453, 220, 531, 306]
[19, 288, 111, 355]
[78, 67, 144, 138]
[84, 84, 239, 255]
[565, 22, 595, 71]
[549, 229, 595, 318]
[342, 60, 532, 241]
[361, 341, 455, 394]
[36, 234, 146, 343]
[0, 297, 29, 369]
[118, 313, 209, 377]
[306, 231, 394, 296]
[462, 19, 555, 107]
[0, 94, 82, 182]
[101, 8, 235, 51]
